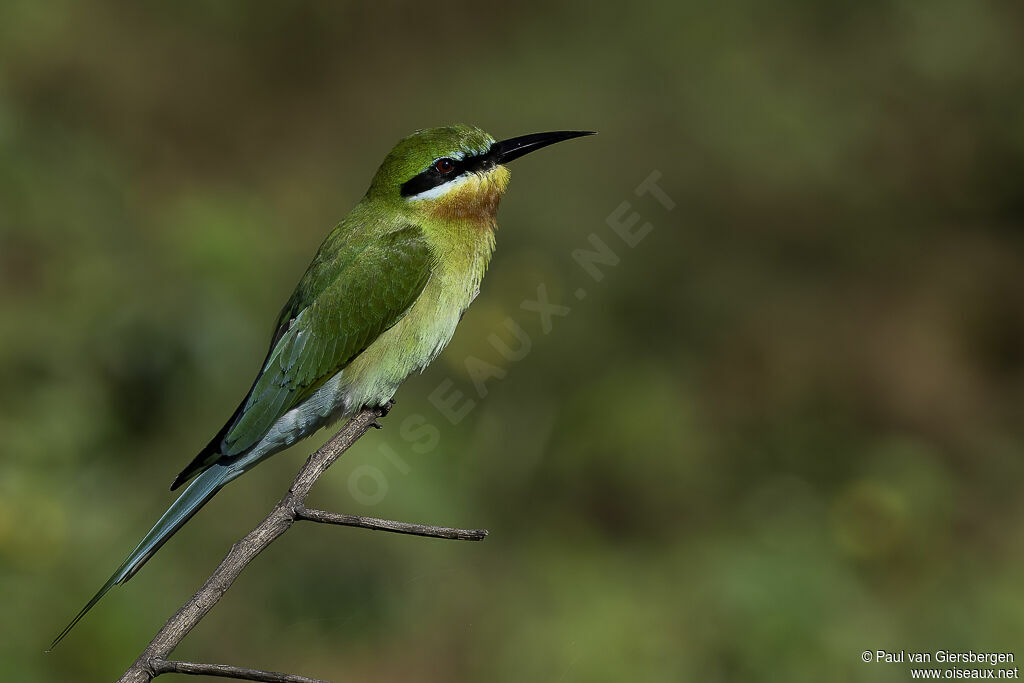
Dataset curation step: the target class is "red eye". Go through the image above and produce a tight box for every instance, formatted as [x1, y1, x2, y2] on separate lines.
[435, 158, 455, 173]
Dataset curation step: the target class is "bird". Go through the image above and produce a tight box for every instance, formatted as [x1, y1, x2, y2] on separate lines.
[51, 125, 593, 648]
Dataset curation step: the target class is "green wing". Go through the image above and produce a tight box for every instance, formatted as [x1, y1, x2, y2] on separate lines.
[170, 224, 432, 489]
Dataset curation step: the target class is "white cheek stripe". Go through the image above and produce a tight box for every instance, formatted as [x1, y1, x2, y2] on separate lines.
[406, 172, 475, 201]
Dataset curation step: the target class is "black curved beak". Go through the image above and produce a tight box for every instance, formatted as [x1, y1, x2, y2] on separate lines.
[491, 130, 595, 164]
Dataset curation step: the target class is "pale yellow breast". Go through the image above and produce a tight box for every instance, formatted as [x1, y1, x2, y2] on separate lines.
[337, 219, 496, 410]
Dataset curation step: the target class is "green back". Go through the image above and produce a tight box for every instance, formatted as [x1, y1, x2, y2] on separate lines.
[171, 221, 432, 489]
[224, 224, 431, 454]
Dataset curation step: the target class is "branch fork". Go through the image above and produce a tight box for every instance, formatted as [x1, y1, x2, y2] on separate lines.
[115, 406, 486, 683]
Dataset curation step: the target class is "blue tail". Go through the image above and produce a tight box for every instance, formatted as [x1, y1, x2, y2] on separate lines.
[50, 463, 237, 649]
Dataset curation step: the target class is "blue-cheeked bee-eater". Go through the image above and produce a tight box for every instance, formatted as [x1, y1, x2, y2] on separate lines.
[51, 125, 593, 647]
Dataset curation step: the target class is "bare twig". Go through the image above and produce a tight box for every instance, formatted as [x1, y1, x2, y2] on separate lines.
[295, 506, 488, 541]
[151, 659, 330, 683]
[116, 405, 488, 683]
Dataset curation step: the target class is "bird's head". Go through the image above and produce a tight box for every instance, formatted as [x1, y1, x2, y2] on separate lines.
[367, 125, 593, 222]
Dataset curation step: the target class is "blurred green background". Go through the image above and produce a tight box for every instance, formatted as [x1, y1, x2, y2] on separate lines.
[3, 1, 1023, 681]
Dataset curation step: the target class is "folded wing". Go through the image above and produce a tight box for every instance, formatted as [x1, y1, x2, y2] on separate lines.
[171, 224, 432, 489]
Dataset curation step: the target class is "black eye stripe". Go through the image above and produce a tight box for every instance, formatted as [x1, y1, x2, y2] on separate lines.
[400, 149, 496, 197]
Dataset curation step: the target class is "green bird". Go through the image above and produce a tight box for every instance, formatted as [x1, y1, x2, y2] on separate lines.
[53, 125, 592, 647]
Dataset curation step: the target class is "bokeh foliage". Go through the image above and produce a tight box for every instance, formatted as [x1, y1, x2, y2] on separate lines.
[2, 1, 1023, 681]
